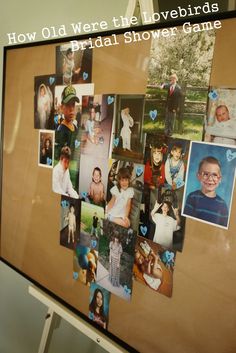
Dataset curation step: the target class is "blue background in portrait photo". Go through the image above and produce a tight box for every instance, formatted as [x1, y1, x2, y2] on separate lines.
[89, 282, 110, 317]
[184, 142, 236, 210]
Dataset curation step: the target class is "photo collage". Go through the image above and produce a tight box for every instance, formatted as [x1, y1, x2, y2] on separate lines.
[35, 29, 236, 330]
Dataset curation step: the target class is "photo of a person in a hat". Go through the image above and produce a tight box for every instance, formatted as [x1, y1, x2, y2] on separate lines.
[54, 84, 81, 195]
[56, 85, 80, 152]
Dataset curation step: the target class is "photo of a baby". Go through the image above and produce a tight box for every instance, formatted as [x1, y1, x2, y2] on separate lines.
[204, 88, 236, 146]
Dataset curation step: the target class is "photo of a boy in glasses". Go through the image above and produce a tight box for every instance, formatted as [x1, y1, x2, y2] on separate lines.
[182, 142, 236, 229]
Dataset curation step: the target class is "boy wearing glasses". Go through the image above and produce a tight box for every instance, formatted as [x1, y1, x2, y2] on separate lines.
[183, 156, 228, 227]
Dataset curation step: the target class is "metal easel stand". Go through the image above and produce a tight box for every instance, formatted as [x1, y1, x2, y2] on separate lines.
[125, 0, 155, 24]
[28, 285, 127, 353]
[228, 0, 236, 10]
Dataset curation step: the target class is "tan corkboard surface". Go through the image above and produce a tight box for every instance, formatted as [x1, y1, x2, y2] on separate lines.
[1, 20, 236, 353]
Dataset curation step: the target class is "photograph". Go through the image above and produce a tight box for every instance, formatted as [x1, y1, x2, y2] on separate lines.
[140, 134, 188, 251]
[53, 84, 94, 198]
[73, 201, 103, 286]
[96, 219, 136, 301]
[54, 82, 94, 131]
[182, 141, 236, 229]
[38, 130, 54, 168]
[80, 94, 115, 159]
[79, 201, 104, 249]
[79, 154, 109, 207]
[106, 159, 144, 231]
[133, 236, 176, 298]
[52, 145, 80, 199]
[112, 95, 146, 163]
[56, 42, 92, 85]
[204, 88, 236, 145]
[88, 283, 110, 330]
[60, 196, 81, 250]
[34, 75, 55, 129]
[145, 27, 215, 140]
[73, 245, 98, 286]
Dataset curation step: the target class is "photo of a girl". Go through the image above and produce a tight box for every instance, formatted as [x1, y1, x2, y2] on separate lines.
[109, 235, 123, 287]
[151, 201, 180, 249]
[89, 283, 110, 329]
[106, 166, 134, 228]
[38, 130, 54, 168]
[96, 220, 136, 301]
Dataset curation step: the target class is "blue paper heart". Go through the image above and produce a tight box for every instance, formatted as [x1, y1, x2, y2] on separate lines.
[208, 90, 218, 101]
[49, 76, 55, 85]
[61, 200, 69, 208]
[81, 191, 87, 198]
[107, 96, 114, 105]
[136, 165, 143, 177]
[75, 139, 80, 148]
[226, 149, 236, 162]
[140, 226, 147, 236]
[175, 178, 185, 188]
[54, 115, 58, 125]
[165, 251, 174, 262]
[124, 285, 131, 295]
[46, 157, 52, 166]
[91, 240, 97, 248]
[89, 311, 94, 320]
[149, 110, 158, 121]
[162, 250, 175, 266]
[83, 72, 88, 80]
[73, 272, 79, 280]
[113, 137, 119, 147]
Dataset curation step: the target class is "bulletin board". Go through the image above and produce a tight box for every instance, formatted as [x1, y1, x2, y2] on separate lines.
[1, 15, 236, 353]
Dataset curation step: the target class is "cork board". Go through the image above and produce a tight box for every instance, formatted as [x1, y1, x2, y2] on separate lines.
[1, 19, 236, 353]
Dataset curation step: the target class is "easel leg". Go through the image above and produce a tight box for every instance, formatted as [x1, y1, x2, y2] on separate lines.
[38, 308, 61, 353]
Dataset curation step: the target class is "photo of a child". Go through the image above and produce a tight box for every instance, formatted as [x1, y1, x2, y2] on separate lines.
[183, 141, 236, 228]
[89, 167, 105, 206]
[106, 166, 134, 228]
[79, 155, 108, 206]
[80, 94, 114, 158]
[96, 220, 136, 301]
[85, 107, 99, 145]
[120, 107, 134, 151]
[52, 146, 79, 199]
[140, 134, 187, 252]
[165, 143, 185, 190]
[34, 76, 55, 129]
[56, 43, 92, 85]
[109, 235, 123, 287]
[79, 202, 104, 249]
[91, 212, 99, 238]
[60, 196, 80, 249]
[144, 143, 166, 191]
[133, 236, 176, 298]
[151, 200, 180, 249]
[38, 130, 54, 168]
[112, 95, 145, 163]
[62, 48, 81, 85]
